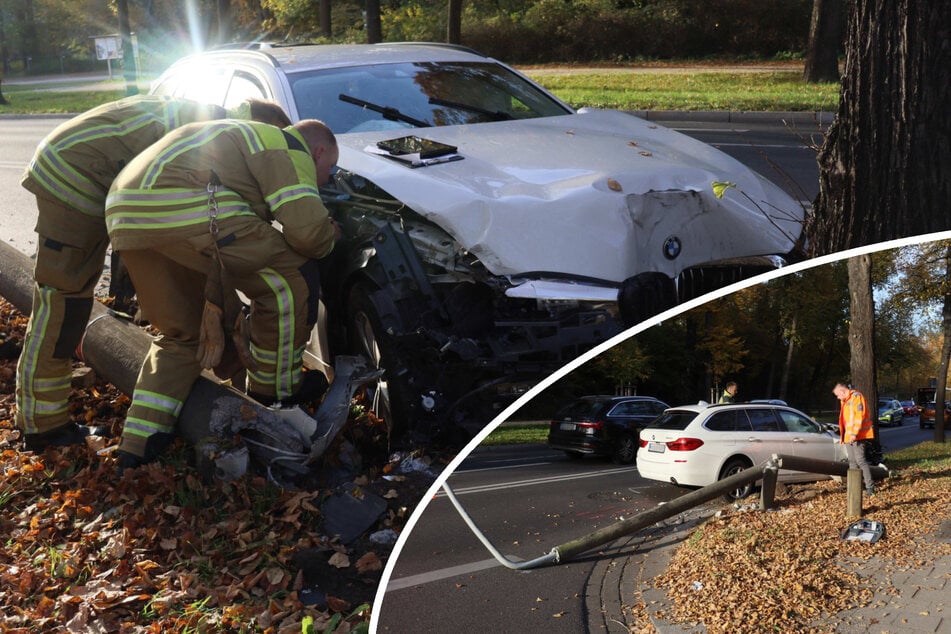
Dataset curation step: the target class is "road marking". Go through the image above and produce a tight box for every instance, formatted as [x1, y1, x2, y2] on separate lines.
[456, 460, 556, 474]
[441, 465, 637, 497]
[384, 556, 523, 591]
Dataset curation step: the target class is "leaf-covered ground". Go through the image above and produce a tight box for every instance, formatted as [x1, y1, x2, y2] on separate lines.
[625, 449, 951, 633]
[0, 298, 443, 633]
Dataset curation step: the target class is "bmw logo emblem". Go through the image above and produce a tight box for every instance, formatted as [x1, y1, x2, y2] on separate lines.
[663, 236, 682, 260]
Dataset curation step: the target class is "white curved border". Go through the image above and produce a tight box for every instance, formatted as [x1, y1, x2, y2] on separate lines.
[369, 230, 951, 631]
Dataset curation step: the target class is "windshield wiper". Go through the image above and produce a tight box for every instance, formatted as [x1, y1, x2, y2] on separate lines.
[338, 94, 428, 128]
[428, 97, 514, 121]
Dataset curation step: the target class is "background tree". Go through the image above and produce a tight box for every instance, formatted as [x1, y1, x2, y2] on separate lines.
[846, 254, 880, 444]
[366, 0, 382, 43]
[116, 0, 137, 96]
[319, 0, 332, 38]
[809, 0, 951, 253]
[447, 0, 463, 43]
[803, 0, 842, 82]
[894, 240, 951, 443]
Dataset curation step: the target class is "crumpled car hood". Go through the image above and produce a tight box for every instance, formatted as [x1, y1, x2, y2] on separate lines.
[336, 109, 804, 285]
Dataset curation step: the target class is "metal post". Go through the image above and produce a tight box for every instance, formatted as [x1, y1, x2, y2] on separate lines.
[847, 468, 863, 517]
[760, 463, 778, 510]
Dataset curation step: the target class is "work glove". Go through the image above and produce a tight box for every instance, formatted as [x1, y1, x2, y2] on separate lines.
[196, 300, 226, 369]
[233, 306, 258, 371]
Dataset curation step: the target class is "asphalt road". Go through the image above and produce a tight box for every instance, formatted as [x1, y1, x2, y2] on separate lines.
[373, 417, 933, 632]
[0, 113, 822, 260]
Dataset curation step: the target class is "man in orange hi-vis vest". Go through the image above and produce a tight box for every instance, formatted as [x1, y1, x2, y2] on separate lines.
[833, 382, 876, 496]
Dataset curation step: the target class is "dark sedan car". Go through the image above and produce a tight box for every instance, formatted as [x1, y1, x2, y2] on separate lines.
[547, 395, 669, 464]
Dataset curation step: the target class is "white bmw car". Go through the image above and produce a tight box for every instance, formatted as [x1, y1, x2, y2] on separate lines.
[151, 43, 806, 440]
[637, 402, 845, 501]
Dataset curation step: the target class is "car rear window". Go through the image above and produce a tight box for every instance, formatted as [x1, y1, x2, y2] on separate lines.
[648, 410, 695, 431]
[704, 410, 753, 432]
[610, 400, 664, 416]
[555, 399, 606, 419]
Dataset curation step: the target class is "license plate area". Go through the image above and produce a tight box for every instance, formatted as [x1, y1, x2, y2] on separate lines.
[648, 441, 666, 453]
[559, 422, 575, 431]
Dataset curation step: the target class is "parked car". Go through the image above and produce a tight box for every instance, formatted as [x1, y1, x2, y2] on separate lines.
[150, 43, 805, 440]
[547, 395, 669, 463]
[900, 400, 917, 417]
[919, 401, 949, 430]
[636, 402, 845, 501]
[877, 398, 905, 427]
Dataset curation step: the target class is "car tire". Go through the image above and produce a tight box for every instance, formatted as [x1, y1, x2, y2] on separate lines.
[612, 433, 638, 464]
[347, 284, 412, 437]
[719, 457, 755, 503]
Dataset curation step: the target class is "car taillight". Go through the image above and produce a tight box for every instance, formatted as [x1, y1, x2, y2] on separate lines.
[666, 438, 704, 451]
[577, 420, 604, 433]
[639, 439, 648, 448]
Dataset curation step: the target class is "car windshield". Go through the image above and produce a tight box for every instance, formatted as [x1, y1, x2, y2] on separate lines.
[287, 61, 570, 133]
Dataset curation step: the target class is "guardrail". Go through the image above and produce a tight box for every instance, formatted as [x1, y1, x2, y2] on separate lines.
[444, 452, 889, 568]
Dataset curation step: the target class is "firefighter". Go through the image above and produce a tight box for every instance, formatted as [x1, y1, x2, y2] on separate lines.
[833, 381, 876, 496]
[104, 118, 339, 471]
[15, 95, 232, 452]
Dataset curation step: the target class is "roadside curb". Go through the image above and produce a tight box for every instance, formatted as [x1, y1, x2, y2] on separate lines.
[635, 109, 835, 126]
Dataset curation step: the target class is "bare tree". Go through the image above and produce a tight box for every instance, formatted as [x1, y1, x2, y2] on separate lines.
[808, 1, 951, 253]
[448, 0, 463, 44]
[803, 0, 842, 83]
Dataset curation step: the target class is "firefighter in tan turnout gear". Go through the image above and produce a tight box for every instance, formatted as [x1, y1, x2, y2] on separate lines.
[15, 95, 229, 452]
[105, 118, 339, 470]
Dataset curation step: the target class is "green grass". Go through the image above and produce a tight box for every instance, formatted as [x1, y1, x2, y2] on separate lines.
[481, 423, 549, 446]
[0, 87, 128, 114]
[0, 68, 839, 116]
[882, 440, 951, 470]
[527, 71, 839, 111]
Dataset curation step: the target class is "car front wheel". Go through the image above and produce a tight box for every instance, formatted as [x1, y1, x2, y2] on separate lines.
[720, 457, 755, 502]
[347, 284, 410, 436]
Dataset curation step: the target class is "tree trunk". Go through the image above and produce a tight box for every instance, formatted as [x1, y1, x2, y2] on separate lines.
[847, 255, 879, 444]
[934, 246, 951, 443]
[447, 0, 464, 44]
[803, 0, 843, 83]
[320, 0, 332, 39]
[366, 0, 382, 44]
[779, 316, 796, 401]
[19, 0, 38, 72]
[116, 0, 138, 96]
[808, 1, 951, 254]
[216, 0, 233, 44]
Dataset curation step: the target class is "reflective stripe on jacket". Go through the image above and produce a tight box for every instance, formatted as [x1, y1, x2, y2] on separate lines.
[105, 120, 335, 260]
[839, 389, 874, 443]
[21, 95, 224, 216]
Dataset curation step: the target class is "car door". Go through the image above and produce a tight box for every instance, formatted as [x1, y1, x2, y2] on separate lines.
[735, 408, 790, 465]
[777, 409, 840, 463]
